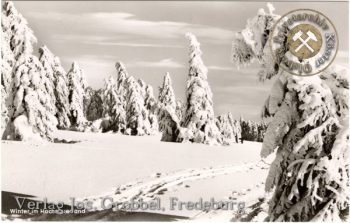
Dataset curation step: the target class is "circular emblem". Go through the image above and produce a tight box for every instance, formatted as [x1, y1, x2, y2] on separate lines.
[270, 9, 338, 76]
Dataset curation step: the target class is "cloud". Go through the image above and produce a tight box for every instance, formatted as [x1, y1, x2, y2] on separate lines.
[27, 11, 234, 44]
[82, 40, 183, 48]
[127, 58, 184, 68]
[207, 65, 234, 71]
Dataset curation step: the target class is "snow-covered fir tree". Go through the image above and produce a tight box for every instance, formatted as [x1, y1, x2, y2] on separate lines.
[178, 33, 222, 145]
[3, 1, 37, 60]
[115, 62, 129, 97]
[67, 62, 88, 130]
[125, 76, 149, 135]
[102, 76, 118, 119]
[137, 78, 158, 134]
[113, 61, 129, 133]
[1, 20, 14, 136]
[262, 74, 349, 221]
[84, 87, 103, 122]
[232, 4, 349, 221]
[101, 76, 125, 132]
[38, 46, 56, 115]
[10, 54, 58, 141]
[1, 1, 58, 141]
[38, 45, 71, 129]
[227, 112, 242, 143]
[216, 114, 235, 145]
[158, 72, 177, 132]
[1, 1, 29, 136]
[144, 84, 159, 134]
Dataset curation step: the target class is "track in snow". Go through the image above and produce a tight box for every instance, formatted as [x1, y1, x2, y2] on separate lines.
[77, 160, 270, 213]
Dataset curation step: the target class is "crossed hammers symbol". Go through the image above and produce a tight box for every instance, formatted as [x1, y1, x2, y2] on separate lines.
[292, 30, 318, 53]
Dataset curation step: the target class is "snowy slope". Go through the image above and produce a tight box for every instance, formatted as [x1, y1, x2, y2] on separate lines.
[2, 130, 270, 220]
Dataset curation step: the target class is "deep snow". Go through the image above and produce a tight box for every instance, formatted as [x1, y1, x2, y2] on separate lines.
[1, 130, 271, 220]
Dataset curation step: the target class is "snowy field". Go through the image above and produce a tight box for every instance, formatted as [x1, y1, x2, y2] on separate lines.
[2, 130, 271, 220]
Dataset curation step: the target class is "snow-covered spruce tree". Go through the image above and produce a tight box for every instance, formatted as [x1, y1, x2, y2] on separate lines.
[38, 46, 56, 115]
[3, 1, 37, 61]
[144, 84, 159, 134]
[115, 61, 129, 97]
[232, 4, 349, 221]
[1, 23, 14, 136]
[38, 45, 71, 129]
[216, 114, 235, 145]
[137, 78, 158, 134]
[158, 72, 177, 132]
[1, 1, 32, 136]
[1, 1, 58, 141]
[9, 42, 58, 141]
[67, 62, 88, 130]
[84, 87, 103, 122]
[125, 76, 149, 135]
[261, 75, 349, 221]
[177, 33, 222, 145]
[102, 76, 118, 118]
[113, 61, 129, 133]
[240, 119, 252, 141]
[227, 112, 241, 143]
[101, 76, 125, 132]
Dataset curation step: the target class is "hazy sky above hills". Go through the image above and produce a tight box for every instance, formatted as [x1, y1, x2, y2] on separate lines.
[14, 1, 349, 121]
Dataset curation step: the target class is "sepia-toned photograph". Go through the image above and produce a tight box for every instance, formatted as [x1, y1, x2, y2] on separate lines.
[1, 0, 349, 221]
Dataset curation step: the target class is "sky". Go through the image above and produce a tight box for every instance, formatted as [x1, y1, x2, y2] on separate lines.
[13, 1, 349, 121]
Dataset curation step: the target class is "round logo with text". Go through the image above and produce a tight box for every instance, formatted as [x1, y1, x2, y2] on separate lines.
[270, 9, 338, 76]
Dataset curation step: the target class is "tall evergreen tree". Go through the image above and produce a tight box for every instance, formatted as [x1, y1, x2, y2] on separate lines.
[1, 17, 14, 136]
[227, 112, 241, 143]
[178, 33, 221, 145]
[158, 72, 176, 132]
[114, 61, 129, 132]
[84, 87, 103, 122]
[125, 76, 148, 135]
[232, 4, 349, 221]
[102, 76, 118, 118]
[38, 46, 56, 114]
[38, 45, 71, 129]
[216, 114, 235, 145]
[1, 1, 57, 140]
[67, 62, 88, 129]
[101, 75, 125, 132]
[144, 84, 159, 134]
